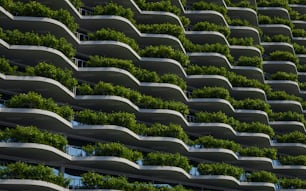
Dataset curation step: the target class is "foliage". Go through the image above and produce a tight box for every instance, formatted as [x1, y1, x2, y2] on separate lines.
[269, 111, 305, 124]
[77, 81, 189, 115]
[144, 152, 192, 172]
[263, 34, 291, 43]
[191, 86, 231, 99]
[276, 131, 306, 144]
[234, 56, 262, 68]
[231, 98, 272, 114]
[93, 3, 135, 23]
[292, 28, 306, 37]
[0, 57, 17, 74]
[228, 37, 253, 46]
[247, 171, 278, 183]
[267, 91, 303, 102]
[69, 0, 83, 8]
[192, 21, 230, 38]
[197, 163, 243, 179]
[88, 28, 139, 52]
[270, 72, 297, 81]
[140, 45, 190, 67]
[279, 155, 306, 165]
[83, 142, 143, 162]
[137, 23, 184, 38]
[75, 110, 189, 142]
[280, 178, 306, 189]
[192, 1, 227, 15]
[85, 56, 186, 90]
[0, 28, 76, 58]
[194, 136, 241, 152]
[258, 15, 294, 28]
[269, 50, 299, 65]
[293, 42, 306, 54]
[0, 0, 78, 31]
[0, 162, 70, 187]
[1, 125, 68, 151]
[25, 62, 78, 90]
[6, 92, 74, 120]
[239, 147, 277, 159]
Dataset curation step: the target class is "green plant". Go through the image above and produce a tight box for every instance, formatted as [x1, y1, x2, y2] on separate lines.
[69, 0, 83, 8]
[293, 42, 306, 54]
[6, 92, 74, 120]
[0, 162, 70, 187]
[25, 62, 78, 90]
[269, 51, 299, 65]
[270, 71, 298, 81]
[0, 57, 17, 74]
[137, 23, 184, 38]
[234, 56, 262, 68]
[192, 21, 230, 38]
[279, 155, 306, 165]
[140, 45, 189, 67]
[192, 1, 227, 15]
[263, 34, 291, 43]
[276, 131, 306, 144]
[239, 147, 277, 159]
[0, 28, 76, 58]
[258, 15, 294, 28]
[280, 178, 306, 189]
[228, 37, 254, 46]
[0, 0, 78, 31]
[144, 152, 191, 172]
[198, 163, 243, 179]
[88, 28, 139, 52]
[1, 125, 68, 151]
[194, 136, 241, 152]
[292, 28, 306, 37]
[191, 86, 231, 100]
[231, 98, 272, 114]
[247, 171, 278, 183]
[93, 3, 135, 23]
[83, 142, 143, 162]
[269, 111, 305, 124]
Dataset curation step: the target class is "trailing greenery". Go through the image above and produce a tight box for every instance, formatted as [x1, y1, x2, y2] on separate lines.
[75, 110, 189, 142]
[276, 131, 306, 144]
[133, 0, 190, 26]
[257, 0, 289, 8]
[225, 0, 256, 9]
[234, 56, 262, 68]
[268, 51, 299, 65]
[93, 3, 136, 24]
[85, 56, 187, 90]
[280, 178, 306, 189]
[0, 28, 76, 58]
[0, 57, 17, 74]
[231, 98, 272, 114]
[195, 111, 275, 137]
[258, 15, 294, 28]
[144, 152, 192, 172]
[0, 162, 70, 187]
[77, 81, 189, 115]
[269, 111, 305, 125]
[292, 28, 306, 37]
[263, 34, 291, 43]
[192, 1, 227, 15]
[193, 136, 276, 159]
[0, 125, 68, 151]
[186, 65, 271, 92]
[246, 171, 278, 183]
[69, 0, 83, 9]
[293, 42, 306, 54]
[83, 142, 143, 162]
[81, 171, 192, 190]
[191, 86, 231, 100]
[192, 21, 230, 38]
[197, 163, 243, 179]
[279, 155, 306, 165]
[0, 0, 78, 31]
[267, 91, 303, 103]
[270, 71, 298, 81]
[227, 37, 253, 46]
[25, 62, 78, 90]
[140, 45, 190, 67]
[137, 23, 184, 38]
[88, 28, 139, 52]
[6, 92, 74, 120]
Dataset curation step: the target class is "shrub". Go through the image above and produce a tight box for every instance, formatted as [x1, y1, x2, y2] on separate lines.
[247, 171, 278, 183]
[231, 98, 272, 114]
[0, 57, 17, 74]
[192, 21, 230, 38]
[25, 62, 78, 90]
[83, 142, 143, 162]
[194, 136, 241, 152]
[239, 147, 277, 159]
[269, 111, 305, 124]
[0, 162, 70, 187]
[93, 3, 135, 23]
[69, 0, 83, 8]
[269, 51, 299, 65]
[144, 152, 192, 172]
[0, 28, 76, 58]
[279, 155, 306, 165]
[6, 92, 74, 120]
[263, 34, 291, 43]
[270, 71, 298, 81]
[137, 23, 184, 38]
[191, 86, 231, 99]
[192, 1, 227, 15]
[276, 131, 306, 144]
[293, 42, 306, 54]
[1, 126, 68, 151]
[228, 37, 254, 46]
[267, 91, 303, 102]
[280, 178, 306, 189]
[88, 28, 139, 52]
[140, 45, 190, 67]
[197, 163, 243, 179]
[0, 0, 78, 31]
[292, 28, 306, 37]
[258, 15, 294, 28]
[234, 56, 262, 68]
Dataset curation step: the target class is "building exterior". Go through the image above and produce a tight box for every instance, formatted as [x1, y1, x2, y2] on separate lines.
[0, 0, 305, 190]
